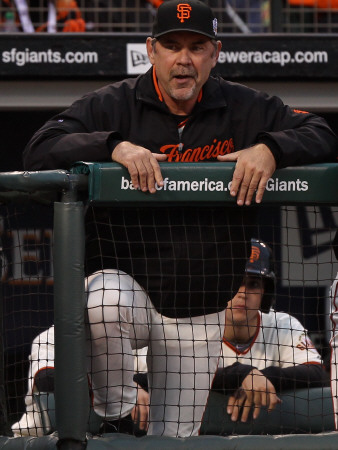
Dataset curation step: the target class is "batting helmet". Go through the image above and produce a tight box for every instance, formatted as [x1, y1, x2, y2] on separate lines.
[245, 238, 276, 314]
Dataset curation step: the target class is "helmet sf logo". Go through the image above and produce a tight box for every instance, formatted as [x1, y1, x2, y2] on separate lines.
[177, 3, 192, 22]
[249, 245, 261, 263]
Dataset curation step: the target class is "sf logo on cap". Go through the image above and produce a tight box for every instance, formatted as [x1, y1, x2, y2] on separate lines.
[249, 246, 261, 263]
[177, 3, 192, 23]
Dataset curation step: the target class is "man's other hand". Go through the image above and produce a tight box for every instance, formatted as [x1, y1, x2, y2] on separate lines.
[217, 144, 276, 206]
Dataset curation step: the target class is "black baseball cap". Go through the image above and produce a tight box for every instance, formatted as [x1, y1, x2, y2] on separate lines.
[152, 0, 218, 39]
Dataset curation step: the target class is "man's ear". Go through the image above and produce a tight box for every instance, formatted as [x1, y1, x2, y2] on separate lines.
[146, 37, 155, 65]
[213, 40, 222, 67]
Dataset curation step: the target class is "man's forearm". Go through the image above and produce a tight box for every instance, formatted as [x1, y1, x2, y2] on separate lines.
[262, 364, 330, 393]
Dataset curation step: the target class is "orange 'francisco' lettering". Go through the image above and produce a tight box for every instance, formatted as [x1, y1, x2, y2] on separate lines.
[159, 138, 234, 162]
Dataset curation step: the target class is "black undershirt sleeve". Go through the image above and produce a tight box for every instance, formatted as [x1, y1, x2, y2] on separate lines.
[34, 368, 55, 393]
[133, 372, 148, 392]
[261, 364, 330, 393]
[211, 362, 254, 394]
[211, 363, 329, 395]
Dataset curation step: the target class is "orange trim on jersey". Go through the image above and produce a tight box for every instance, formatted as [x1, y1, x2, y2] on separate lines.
[301, 361, 325, 366]
[293, 109, 309, 114]
[289, 0, 338, 8]
[287, 0, 316, 5]
[178, 118, 189, 128]
[223, 312, 261, 355]
[153, 67, 163, 102]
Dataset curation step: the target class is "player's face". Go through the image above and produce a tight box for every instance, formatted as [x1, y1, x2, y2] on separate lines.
[146, 32, 221, 114]
[226, 276, 264, 327]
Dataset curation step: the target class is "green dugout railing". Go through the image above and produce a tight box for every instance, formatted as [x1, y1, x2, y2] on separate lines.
[0, 162, 337, 450]
[0, 162, 336, 204]
[71, 162, 338, 205]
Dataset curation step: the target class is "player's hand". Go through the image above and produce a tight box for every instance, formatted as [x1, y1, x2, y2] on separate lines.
[227, 368, 281, 422]
[131, 385, 149, 432]
[217, 144, 276, 206]
[112, 141, 167, 194]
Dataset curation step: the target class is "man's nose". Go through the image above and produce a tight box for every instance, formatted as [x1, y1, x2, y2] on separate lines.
[176, 48, 192, 64]
[237, 288, 246, 299]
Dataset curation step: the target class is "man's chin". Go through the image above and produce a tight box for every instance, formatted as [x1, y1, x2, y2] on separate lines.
[170, 87, 196, 102]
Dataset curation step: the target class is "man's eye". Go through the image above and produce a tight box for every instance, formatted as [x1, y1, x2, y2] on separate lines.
[246, 281, 260, 289]
[164, 44, 179, 51]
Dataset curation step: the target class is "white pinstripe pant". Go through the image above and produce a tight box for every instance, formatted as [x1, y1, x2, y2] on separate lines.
[86, 269, 225, 437]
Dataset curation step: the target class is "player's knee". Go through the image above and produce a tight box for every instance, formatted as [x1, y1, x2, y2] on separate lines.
[86, 269, 147, 323]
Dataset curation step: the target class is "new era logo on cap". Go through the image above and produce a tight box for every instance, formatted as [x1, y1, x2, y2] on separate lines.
[152, 0, 217, 39]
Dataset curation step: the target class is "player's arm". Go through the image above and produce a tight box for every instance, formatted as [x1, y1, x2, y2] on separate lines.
[217, 94, 338, 207]
[212, 363, 281, 422]
[211, 362, 254, 393]
[226, 368, 281, 423]
[23, 92, 125, 171]
[272, 316, 329, 391]
[131, 384, 149, 434]
[23, 120, 116, 171]
[261, 363, 329, 392]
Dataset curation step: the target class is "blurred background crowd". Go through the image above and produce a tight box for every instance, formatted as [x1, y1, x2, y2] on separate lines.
[0, 0, 337, 34]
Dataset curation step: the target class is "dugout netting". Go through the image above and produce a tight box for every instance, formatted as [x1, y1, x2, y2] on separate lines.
[0, 163, 337, 449]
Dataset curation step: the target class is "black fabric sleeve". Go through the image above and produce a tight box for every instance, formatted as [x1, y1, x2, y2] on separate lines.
[34, 368, 55, 392]
[22, 91, 123, 171]
[253, 90, 338, 169]
[133, 373, 148, 392]
[261, 364, 330, 393]
[211, 362, 254, 394]
[107, 136, 123, 156]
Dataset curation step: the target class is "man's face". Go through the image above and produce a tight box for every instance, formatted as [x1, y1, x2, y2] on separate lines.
[226, 276, 264, 327]
[146, 31, 221, 111]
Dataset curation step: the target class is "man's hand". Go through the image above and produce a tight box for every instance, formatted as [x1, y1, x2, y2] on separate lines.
[217, 144, 276, 206]
[131, 385, 150, 432]
[112, 141, 167, 194]
[227, 368, 281, 422]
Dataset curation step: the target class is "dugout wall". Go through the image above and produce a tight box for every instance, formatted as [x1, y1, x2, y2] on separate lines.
[0, 162, 337, 449]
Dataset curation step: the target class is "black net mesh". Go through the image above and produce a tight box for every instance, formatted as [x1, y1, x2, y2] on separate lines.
[0, 200, 337, 437]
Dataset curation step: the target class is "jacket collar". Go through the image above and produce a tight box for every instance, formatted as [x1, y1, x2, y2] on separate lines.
[136, 67, 227, 113]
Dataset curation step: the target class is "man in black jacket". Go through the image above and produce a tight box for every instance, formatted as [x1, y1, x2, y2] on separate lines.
[23, 3, 337, 206]
[22, 0, 337, 439]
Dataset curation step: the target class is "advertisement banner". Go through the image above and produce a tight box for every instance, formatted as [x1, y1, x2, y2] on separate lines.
[0, 34, 336, 79]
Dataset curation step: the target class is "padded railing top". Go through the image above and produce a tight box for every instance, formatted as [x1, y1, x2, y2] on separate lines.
[71, 162, 338, 205]
[0, 162, 337, 205]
